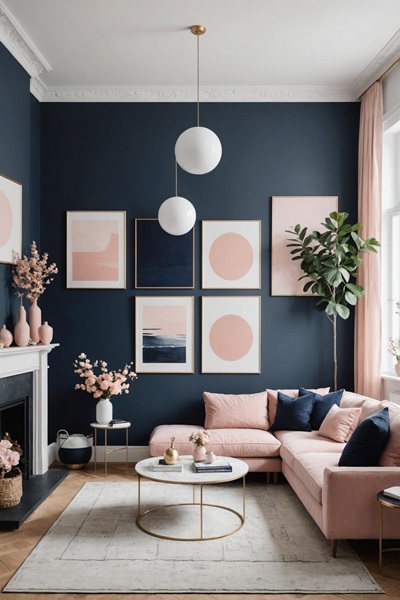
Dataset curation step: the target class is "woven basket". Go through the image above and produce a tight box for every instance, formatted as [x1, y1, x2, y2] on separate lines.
[0, 472, 22, 509]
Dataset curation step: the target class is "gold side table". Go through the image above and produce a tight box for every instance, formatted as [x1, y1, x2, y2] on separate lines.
[90, 421, 131, 477]
[377, 491, 400, 580]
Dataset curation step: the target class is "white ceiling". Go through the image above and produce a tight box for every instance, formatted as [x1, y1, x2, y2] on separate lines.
[1, 0, 400, 102]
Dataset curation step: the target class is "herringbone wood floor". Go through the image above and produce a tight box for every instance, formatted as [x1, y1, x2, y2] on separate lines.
[0, 463, 399, 600]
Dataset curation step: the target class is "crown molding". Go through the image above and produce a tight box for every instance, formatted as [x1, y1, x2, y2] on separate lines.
[30, 83, 356, 103]
[0, 2, 51, 78]
[352, 29, 400, 99]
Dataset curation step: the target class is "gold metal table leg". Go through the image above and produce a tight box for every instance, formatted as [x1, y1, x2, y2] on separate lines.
[126, 428, 129, 466]
[94, 428, 97, 473]
[104, 429, 107, 477]
[379, 502, 383, 575]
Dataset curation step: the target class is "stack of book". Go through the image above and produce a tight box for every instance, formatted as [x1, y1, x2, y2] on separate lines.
[383, 486, 400, 500]
[150, 459, 183, 472]
[193, 459, 232, 473]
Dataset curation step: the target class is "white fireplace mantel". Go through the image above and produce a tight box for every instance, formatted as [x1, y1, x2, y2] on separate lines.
[0, 344, 59, 475]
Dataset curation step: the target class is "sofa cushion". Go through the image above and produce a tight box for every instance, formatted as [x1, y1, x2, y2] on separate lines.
[270, 391, 316, 432]
[299, 387, 344, 429]
[340, 391, 372, 409]
[149, 424, 206, 456]
[339, 407, 390, 467]
[359, 399, 389, 422]
[204, 428, 281, 458]
[291, 452, 342, 504]
[267, 387, 330, 427]
[203, 391, 268, 430]
[380, 411, 400, 467]
[275, 431, 346, 469]
[318, 404, 362, 443]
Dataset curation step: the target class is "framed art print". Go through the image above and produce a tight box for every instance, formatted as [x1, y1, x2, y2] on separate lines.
[202, 220, 261, 289]
[66, 211, 126, 289]
[135, 296, 194, 373]
[0, 174, 22, 264]
[271, 196, 338, 296]
[135, 218, 194, 289]
[202, 296, 260, 373]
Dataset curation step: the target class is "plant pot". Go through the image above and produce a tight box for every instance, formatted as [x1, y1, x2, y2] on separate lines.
[0, 472, 23, 508]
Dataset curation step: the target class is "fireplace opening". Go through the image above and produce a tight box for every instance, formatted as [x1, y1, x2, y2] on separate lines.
[0, 373, 33, 479]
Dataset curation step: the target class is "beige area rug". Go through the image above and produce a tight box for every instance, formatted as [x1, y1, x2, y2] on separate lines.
[4, 480, 381, 594]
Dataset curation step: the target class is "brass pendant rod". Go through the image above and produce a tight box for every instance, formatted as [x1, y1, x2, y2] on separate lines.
[175, 160, 178, 196]
[197, 32, 200, 127]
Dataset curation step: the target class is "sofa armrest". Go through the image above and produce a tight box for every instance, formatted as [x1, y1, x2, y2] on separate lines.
[322, 466, 400, 539]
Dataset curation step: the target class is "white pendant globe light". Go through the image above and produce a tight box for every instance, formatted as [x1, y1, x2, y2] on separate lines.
[158, 163, 196, 236]
[175, 25, 222, 175]
[158, 196, 196, 236]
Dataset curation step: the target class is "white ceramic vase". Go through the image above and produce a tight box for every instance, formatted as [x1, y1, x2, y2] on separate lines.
[192, 445, 206, 462]
[96, 398, 113, 424]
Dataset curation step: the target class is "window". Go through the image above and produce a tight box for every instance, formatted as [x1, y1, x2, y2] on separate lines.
[382, 129, 400, 373]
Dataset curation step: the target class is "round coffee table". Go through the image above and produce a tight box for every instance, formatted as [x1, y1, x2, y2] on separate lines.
[135, 455, 248, 541]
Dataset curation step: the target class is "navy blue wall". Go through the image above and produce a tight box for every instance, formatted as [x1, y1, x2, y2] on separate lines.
[0, 44, 40, 334]
[40, 102, 360, 445]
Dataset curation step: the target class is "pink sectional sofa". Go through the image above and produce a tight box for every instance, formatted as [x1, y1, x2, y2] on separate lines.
[148, 388, 400, 556]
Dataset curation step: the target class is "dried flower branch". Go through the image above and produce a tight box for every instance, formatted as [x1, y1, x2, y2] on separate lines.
[12, 241, 58, 302]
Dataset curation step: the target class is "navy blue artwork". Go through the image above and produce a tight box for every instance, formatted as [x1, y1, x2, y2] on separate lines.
[135, 219, 194, 288]
[142, 330, 186, 363]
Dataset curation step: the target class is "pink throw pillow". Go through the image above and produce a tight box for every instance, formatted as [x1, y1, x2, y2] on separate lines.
[204, 391, 268, 430]
[318, 404, 362, 443]
[380, 412, 400, 466]
[359, 399, 390, 423]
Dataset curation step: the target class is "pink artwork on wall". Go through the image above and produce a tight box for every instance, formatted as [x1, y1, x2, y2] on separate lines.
[202, 221, 261, 289]
[66, 211, 126, 289]
[271, 196, 338, 296]
[135, 297, 194, 373]
[0, 174, 22, 265]
[202, 296, 260, 373]
[72, 220, 119, 281]
[209, 314, 253, 361]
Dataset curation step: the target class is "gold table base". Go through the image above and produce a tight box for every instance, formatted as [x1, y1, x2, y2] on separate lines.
[378, 492, 400, 580]
[136, 475, 246, 541]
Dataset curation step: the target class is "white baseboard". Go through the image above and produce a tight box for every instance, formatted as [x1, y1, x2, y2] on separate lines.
[48, 442, 150, 467]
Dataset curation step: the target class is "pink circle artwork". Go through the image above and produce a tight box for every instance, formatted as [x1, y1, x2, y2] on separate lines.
[209, 233, 253, 280]
[0, 191, 13, 247]
[209, 314, 253, 361]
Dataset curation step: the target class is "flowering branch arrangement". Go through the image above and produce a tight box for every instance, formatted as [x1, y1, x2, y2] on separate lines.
[12, 241, 58, 302]
[0, 434, 22, 479]
[188, 430, 211, 447]
[73, 353, 137, 400]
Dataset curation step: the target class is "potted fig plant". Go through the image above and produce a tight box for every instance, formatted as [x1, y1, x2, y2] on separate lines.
[286, 211, 380, 390]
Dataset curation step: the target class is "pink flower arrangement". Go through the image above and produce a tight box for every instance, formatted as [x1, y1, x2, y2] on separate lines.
[12, 241, 58, 302]
[0, 438, 21, 479]
[73, 353, 137, 400]
[188, 430, 211, 447]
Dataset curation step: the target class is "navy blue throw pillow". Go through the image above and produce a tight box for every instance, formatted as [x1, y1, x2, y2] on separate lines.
[338, 407, 390, 467]
[299, 387, 344, 430]
[270, 391, 316, 432]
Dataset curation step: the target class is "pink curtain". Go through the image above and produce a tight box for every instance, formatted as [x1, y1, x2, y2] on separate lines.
[355, 81, 382, 398]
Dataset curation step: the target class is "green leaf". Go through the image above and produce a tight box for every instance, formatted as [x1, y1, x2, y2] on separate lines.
[336, 304, 350, 319]
[346, 283, 364, 297]
[303, 280, 314, 293]
[299, 227, 307, 241]
[339, 267, 350, 282]
[294, 224, 301, 234]
[344, 291, 357, 305]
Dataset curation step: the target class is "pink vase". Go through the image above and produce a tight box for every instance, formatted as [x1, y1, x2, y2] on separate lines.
[38, 321, 53, 345]
[193, 445, 207, 462]
[29, 299, 41, 344]
[14, 306, 30, 347]
[0, 325, 13, 348]
[395, 362, 400, 377]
